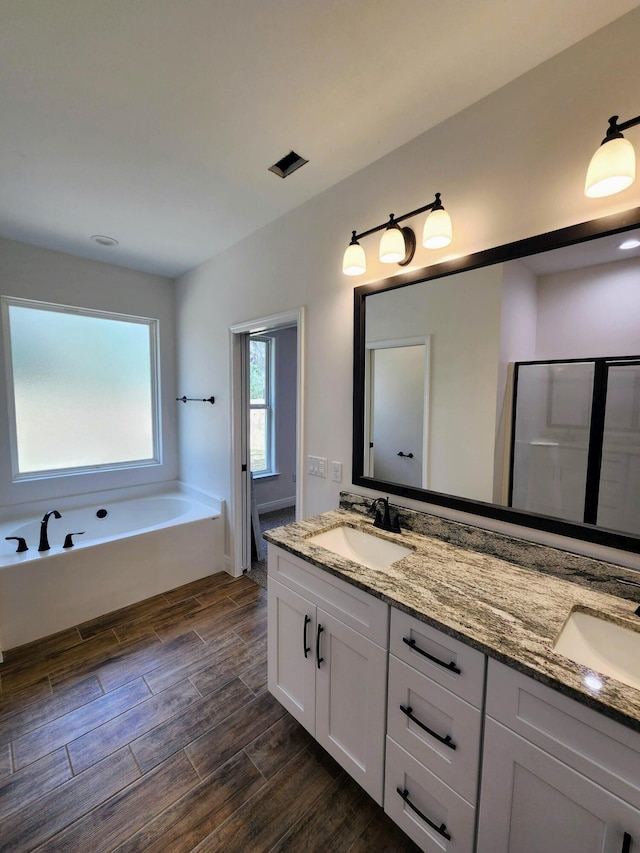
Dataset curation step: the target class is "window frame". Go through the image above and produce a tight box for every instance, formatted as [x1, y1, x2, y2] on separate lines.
[1, 295, 161, 481]
[249, 334, 276, 477]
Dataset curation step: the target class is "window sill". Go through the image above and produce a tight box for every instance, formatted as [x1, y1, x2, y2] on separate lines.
[251, 471, 281, 481]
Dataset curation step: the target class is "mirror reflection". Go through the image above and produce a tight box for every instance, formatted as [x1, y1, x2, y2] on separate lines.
[357, 212, 640, 546]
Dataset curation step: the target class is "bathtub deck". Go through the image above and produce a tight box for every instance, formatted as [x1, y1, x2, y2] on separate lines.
[0, 572, 417, 852]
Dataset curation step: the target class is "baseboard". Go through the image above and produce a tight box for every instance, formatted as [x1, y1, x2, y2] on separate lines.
[258, 497, 296, 515]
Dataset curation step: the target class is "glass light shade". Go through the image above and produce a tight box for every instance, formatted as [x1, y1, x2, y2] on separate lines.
[379, 226, 406, 263]
[422, 207, 452, 249]
[343, 241, 366, 276]
[585, 136, 636, 198]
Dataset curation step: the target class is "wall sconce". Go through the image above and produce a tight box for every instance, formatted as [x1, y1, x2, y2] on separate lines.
[585, 114, 640, 198]
[343, 192, 452, 276]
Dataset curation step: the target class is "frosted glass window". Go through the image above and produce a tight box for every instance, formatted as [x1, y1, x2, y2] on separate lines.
[3, 299, 159, 477]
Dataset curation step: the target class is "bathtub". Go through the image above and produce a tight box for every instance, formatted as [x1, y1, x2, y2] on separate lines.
[0, 484, 224, 651]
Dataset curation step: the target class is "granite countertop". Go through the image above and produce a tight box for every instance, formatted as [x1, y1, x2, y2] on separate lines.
[264, 508, 640, 733]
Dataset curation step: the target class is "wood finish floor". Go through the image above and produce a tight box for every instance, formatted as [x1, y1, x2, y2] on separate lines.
[0, 571, 419, 852]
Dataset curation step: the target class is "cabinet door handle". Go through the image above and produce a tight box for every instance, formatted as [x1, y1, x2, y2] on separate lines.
[400, 704, 457, 750]
[303, 614, 311, 659]
[622, 832, 632, 853]
[402, 636, 462, 674]
[316, 624, 324, 669]
[396, 787, 451, 841]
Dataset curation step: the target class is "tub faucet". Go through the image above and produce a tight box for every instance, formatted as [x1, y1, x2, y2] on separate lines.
[39, 510, 61, 552]
[369, 497, 402, 534]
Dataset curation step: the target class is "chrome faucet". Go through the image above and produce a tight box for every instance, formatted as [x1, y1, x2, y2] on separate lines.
[369, 497, 402, 534]
[39, 510, 61, 552]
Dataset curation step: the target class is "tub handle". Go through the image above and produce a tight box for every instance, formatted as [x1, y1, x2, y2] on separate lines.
[63, 532, 85, 549]
[5, 536, 28, 553]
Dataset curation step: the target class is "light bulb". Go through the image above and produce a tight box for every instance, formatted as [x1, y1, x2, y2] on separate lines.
[585, 136, 636, 198]
[379, 226, 406, 263]
[422, 208, 452, 249]
[343, 241, 366, 276]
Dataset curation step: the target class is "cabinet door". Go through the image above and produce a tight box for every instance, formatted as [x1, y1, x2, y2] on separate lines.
[267, 578, 316, 734]
[315, 609, 387, 805]
[477, 718, 640, 853]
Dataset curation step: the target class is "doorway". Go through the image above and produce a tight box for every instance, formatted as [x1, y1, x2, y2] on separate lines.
[230, 309, 304, 579]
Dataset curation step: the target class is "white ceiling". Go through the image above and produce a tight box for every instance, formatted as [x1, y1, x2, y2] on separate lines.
[1, 1, 638, 278]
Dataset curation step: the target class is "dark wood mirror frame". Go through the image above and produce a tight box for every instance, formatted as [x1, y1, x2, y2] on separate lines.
[352, 206, 640, 553]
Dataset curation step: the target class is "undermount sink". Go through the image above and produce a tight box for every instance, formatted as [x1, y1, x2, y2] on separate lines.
[306, 525, 412, 571]
[553, 608, 640, 690]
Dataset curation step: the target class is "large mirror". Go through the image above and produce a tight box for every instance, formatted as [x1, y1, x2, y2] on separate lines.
[353, 207, 640, 553]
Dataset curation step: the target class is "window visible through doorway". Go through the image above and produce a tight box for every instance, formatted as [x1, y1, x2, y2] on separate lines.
[249, 334, 275, 475]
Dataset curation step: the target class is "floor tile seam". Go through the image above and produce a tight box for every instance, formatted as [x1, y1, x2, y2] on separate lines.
[65, 673, 202, 768]
[1, 627, 86, 671]
[145, 642, 245, 695]
[93, 631, 206, 691]
[12, 678, 155, 772]
[43, 629, 122, 683]
[264, 771, 346, 852]
[28, 746, 149, 851]
[128, 676, 253, 775]
[0, 692, 59, 744]
[193, 745, 331, 852]
[110, 598, 208, 644]
[0, 746, 73, 827]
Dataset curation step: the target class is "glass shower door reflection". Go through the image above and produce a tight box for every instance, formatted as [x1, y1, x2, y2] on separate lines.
[597, 362, 640, 535]
[510, 362, 595, 523]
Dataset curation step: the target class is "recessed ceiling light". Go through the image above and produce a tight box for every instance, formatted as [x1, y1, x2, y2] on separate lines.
[268, 151, 308, 179]
[90, 234, 119, 247]
[619, 237, 640, 250]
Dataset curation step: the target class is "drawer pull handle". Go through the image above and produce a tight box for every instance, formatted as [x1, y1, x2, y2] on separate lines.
[400, 705, 457, 750]
[622, 832, 632, 853]
[396, 787, 451, 841]
[303, 614, 311, 659]
[316, 624, 324, 669]
[402, 636, 462, 674]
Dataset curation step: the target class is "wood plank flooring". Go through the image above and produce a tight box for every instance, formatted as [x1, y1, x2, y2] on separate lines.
[0, 571, 419, 852]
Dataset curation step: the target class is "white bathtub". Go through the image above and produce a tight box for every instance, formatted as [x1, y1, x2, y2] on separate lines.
[0, 484, 224, 651]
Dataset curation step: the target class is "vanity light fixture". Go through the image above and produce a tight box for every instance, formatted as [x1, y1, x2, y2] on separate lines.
[343, 192, 452, 276]
[585, 114, 640, 198]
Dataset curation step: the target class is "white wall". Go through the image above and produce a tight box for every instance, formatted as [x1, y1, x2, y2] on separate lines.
[0, 238, 178, 509]
[536, 256, 640, 359]
[366, 265, 504, 501]
[176, 8, 640, 569]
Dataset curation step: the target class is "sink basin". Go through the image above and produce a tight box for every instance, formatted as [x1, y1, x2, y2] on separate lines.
[553, 609, 640, 690]
[306, 525, 412, 571]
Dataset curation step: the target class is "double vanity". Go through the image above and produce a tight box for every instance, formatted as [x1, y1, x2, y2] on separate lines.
[265, 494, 640, 852]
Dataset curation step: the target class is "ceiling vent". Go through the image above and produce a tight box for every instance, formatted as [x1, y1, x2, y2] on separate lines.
[268, 151, 308, 179]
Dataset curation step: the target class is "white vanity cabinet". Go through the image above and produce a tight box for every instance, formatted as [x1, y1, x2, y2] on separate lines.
[477, 659, 640, 853]
[267, 545, 389, 804]
[384, 608, 486, 852]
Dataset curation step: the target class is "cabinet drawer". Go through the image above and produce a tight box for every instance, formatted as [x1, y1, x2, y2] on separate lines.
[387, 655, 481, 804]
[385, 737, 476, 853]
[390, 608, 485, 707]
[268, 545, 389, 646]
[486, 658, 640, 809]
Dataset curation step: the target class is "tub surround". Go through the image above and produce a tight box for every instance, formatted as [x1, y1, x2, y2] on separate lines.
[264, 498, 640, 733]
[0, 483, 225, 650]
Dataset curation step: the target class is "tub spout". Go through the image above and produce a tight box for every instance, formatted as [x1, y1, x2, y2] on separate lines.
[39, 510, 62, 552]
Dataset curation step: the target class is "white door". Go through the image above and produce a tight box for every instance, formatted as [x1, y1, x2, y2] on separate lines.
[370, 343, 428, 488]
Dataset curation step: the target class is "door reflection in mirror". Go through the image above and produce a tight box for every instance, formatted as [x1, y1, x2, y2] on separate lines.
[365, 339, 429, 488]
